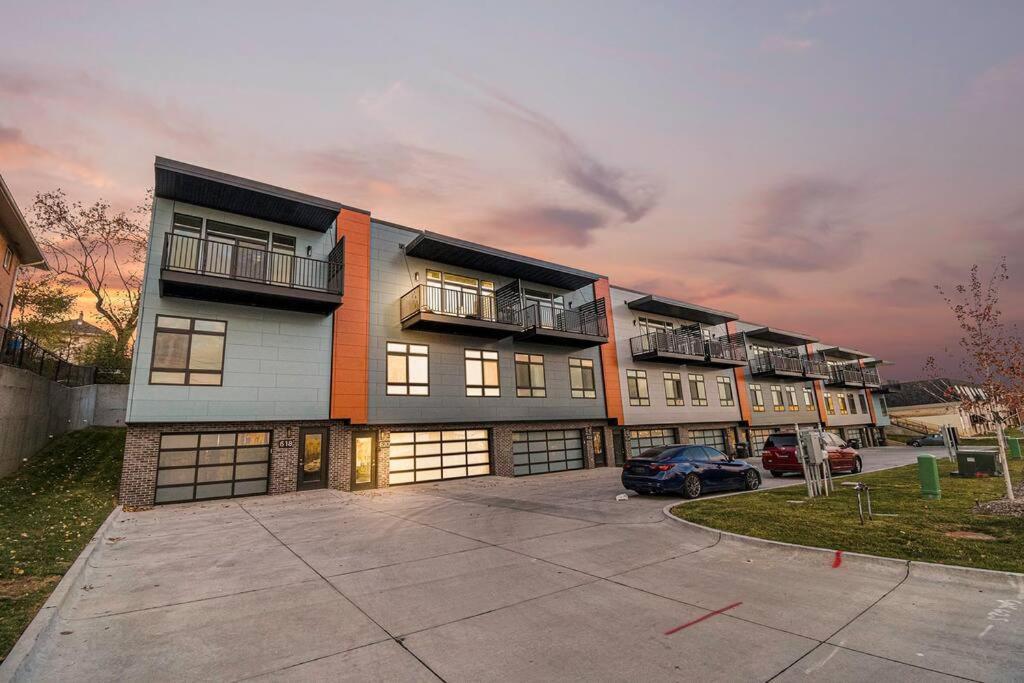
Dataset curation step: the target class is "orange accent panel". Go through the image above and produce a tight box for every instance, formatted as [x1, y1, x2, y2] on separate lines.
[727, 322, 751, 423]
[331, 208, 371, 423]
[594, 278, 624, 424]
[808, 343, 828, 425]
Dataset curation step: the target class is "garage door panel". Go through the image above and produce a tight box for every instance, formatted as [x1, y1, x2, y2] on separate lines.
[155, 430, 272, 505]
[389, 430, 493, 485]
[512, 429, 585, 476]
[627, 428, 676, 457]
[689, 429, 726, 450]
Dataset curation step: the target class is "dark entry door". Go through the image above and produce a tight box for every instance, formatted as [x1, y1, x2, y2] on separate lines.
[351, 431, 377, 490]
[298, 428, 329, 490]
[592, 429, 607, 467]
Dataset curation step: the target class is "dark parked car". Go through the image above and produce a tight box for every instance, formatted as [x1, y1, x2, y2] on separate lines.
[760, 432, 862, 478]
[908, 433, 945, 447]
[621, 444, 761, 498]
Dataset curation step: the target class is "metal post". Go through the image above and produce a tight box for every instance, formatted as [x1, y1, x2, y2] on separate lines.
[856, 488, 864, 524]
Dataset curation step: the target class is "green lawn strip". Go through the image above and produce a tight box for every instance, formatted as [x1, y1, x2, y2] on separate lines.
[672, 459, 1024, 574]
[0, 427, 125, 663]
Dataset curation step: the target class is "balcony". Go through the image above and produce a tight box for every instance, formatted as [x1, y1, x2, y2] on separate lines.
[749, 351, 806, 378]
[159, 233, 344, 314]
[630, 326, 747, 367]
[399, 284, 523, 337]
[515, 298, 608, 348]
[803, 355, 830, 380]
[827, 364, 867, 387]
[861, 367, 881, 388]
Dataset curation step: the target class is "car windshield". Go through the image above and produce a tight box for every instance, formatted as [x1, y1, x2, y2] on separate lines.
[765, 434, 797, 448]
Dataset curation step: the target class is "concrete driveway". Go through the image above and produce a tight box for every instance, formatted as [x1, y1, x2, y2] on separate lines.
[6, 447, 1022, 682]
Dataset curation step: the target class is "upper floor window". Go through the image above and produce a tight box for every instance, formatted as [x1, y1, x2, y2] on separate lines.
[824, 392, 835, 415]
[859, 394, 869, 413]
[569, 357, 596, 399]
[751, 385, 765, 412]
[150, 315, 226, 386]
[639, 317, 673, 336]
[689, 373, 708, 406]
[848, 393, 858, 414]
[771, 385, 785, 411]
[426, 270, 495, 318]
[837, 394, 848, 415]
[880, 397, 888, 416]
[804, 387, 816, 411]
[465, 349, 499, 397]
[387, 342, 429, 396]
[3, 246, 13, 271]
[627, 369, 650, 406]
[786, 386, 799, 411]
[664, 372, 684, 406]
[515, 353, 546, 397]
[717, 376, 735, 407]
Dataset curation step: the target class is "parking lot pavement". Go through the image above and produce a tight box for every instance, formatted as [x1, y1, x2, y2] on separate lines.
[6, 446, 1017, 682]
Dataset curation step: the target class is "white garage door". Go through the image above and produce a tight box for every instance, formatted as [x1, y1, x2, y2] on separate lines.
[155, 431, 271, 504]
[388, 430, 491, 485]
[627, 428, 677, 457]
[689, 429, 727, 451]
[513, 429, 585, 476]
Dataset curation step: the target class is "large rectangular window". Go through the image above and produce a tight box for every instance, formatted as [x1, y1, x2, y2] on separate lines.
[515, 353, 546, 397]
[859, 394, 869, 413]
[626, 369, 650, 406]
[751, 385, 765, 412]
[838, 394, 849, 414]
[824, 392, 835, 415]
[804, 387, 816, 411]
[149, 316, 226, 386]
[387, 342, 429, 395]
[465, 349, 499, 397]
[848, 392, 858, 414]
[569, 357, 596, 399]
[786, 386, 799, 411]
[155, 431, 271, 504]
[663, 372, 684, 406]
[771, 385, 785, 412]
[689, 373, 708, 406]
[717, 376, 735, 407]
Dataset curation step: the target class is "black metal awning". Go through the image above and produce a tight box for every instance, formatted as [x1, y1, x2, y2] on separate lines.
[154, 157, 349, 233]
[626, 295, 737, 326]
[818, 345, 873, 360]
[744, 326, 818, 346]
[403, 232, 602, 290]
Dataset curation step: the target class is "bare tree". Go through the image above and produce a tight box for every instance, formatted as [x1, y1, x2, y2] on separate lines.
[927, 258, 1024, 501]
[30, 189, 150, 357]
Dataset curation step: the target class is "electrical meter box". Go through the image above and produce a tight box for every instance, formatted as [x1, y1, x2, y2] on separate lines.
[798, 430, 826, 464]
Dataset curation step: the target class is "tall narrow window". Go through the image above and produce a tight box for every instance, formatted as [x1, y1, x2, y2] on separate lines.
[804, 387, 816, 411]
[689, 374, 708, 406]
[2, 246, 12, 271]
[387, 343, 429, 395]
[515, 353, 546, 397]
[717, 376, 735, 407]
[663, 372, 684, 406]
[569, 358, 596, 399]
[824, 392, 835, 415]
[626, 369, 650, 406]
[751, 385, 765, 412]
[786, 386, 799, 411]
[465, 349, 500, 397]
[771, 385, 785, 412]
[838, 394, 849, 414]
[149, 316, 226, 386]
[859, 394, 869, 413]
[879, 397, 888, 416]
[848, 393, 858, 414]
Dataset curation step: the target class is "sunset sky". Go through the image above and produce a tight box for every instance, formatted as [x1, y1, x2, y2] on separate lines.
[2, 1, 1022, 379]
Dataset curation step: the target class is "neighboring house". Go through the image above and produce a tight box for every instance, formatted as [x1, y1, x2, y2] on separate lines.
[48, 312, 113, 361]
[886, 378, 1009, 436]
[0, 173, 47, 326]
[119, 158, 892, 507]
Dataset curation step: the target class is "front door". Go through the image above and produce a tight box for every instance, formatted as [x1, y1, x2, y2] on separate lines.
[351, 431, 377, 490]
[298, 428, 328, 490]
[592, 429, 607, 467]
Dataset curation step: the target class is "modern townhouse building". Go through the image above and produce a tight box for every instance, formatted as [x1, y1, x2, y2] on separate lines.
[0, 173, 47, 326]
[813, 344, 883, 446]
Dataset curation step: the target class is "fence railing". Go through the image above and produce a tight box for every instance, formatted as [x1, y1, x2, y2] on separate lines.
[861, 367, 881, 386]
[522, 298, 607, 337]
[400, 284, 522, 326]
[750, 351, 804, 376]
[162, 233, 343, 294]
[706, 332, 748, 364]
[803, 355, 830, 378]
[828, 364, 866, 386]
[0, 325, 96, 387]
[630, 324, 705, 359]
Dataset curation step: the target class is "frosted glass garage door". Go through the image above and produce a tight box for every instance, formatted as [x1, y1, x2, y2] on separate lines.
[689, 429, 727, 451]
[512, 430, 585, 476]
[748, 428, 778, 451]
[388, 430, 491, 485]
[627, 428, 676, 457]
[155, 431, 271, 504]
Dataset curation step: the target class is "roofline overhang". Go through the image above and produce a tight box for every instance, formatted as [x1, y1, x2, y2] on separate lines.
[743, 326, 818, 346]
[0, 174, 47, 267]
[625, 294, 738, 326]
[402, 231, 604, 291]
[818, 345, 874, 360]
[154, 157, 354, 233]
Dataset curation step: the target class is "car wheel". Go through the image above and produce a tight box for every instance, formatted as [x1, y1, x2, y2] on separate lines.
[681, 474, 702, 499]
[770, 470, 785, 478]
[744, 469, 761, 490]
[910, 441, 920, 447]
[851, 457, 862, 474]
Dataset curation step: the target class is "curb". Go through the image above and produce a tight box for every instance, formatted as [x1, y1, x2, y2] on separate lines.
[0, 506, 123, 682]
[661, 502, 1024, 580]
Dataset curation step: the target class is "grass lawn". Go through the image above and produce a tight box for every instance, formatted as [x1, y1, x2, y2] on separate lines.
[673, 459, 1024, 574]
[0, 427, 125, 664]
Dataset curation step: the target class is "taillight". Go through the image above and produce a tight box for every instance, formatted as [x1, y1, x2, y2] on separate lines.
[653, 464, 673, 472]
[622, 460, 631, 469]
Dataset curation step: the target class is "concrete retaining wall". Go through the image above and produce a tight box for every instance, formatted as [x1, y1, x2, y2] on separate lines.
[0, 364, 128, 476]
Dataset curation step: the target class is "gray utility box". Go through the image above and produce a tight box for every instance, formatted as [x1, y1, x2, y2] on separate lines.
[956, 448, 1002, 477]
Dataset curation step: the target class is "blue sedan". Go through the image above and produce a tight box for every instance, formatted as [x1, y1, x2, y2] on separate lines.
[621, 444, 761, 498]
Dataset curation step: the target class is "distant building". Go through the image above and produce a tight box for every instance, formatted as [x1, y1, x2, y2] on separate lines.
[886, 378, 1011, 436]
[48, 312, 113, 362]
[0, 173, 48, 327]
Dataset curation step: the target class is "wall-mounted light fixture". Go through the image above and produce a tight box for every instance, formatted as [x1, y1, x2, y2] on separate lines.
[306, 246, 313, 257]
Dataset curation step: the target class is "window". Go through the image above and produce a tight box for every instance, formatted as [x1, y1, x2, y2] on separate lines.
[824, 392, 835, 415]
[786, 386, 799, 411]
[626, 369, 650, 406]
[155, 431, 271, 504]
[880, 397, 888, 416]
[663, 372, 684, 406]
[859, 394, 869, 413]
[638, 317, 673, 335]
[387, 342, 429, 395]
[717, 376, 735, 407]
[426, 270, 495, 318]
[804, 387, 816, 411]
[848, 393, 857, 414]
[689, 373, 708, 406]
[3, 246, 13, 271]
[771, 385, 785, 412]
[149, 316, 226, 385]
[838, 394, 849, 414]
[515, 353, 546, 397]
[569, 357, 596, 399]
[750, 385, 765, 412]
[465, 349, 499, 397]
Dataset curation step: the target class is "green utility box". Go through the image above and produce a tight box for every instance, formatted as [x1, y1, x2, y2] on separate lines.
[917, 454, 941, 500]
[1008, 438, 1022, 460]
[956, 448, 1001, 477]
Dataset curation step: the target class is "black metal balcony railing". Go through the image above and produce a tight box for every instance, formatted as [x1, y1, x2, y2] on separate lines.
[750, 351, 804, 376]
[522, 298, 608, 338]
[862, 367, 881, 386]
[827, 364, 866, 386]
[400, 284, 522, 326]
[630, 325, 747, 364]
[803, 355, 829, 378]
[162, 233, 344, 294]
[707, 332, 748, 364]
[0, 325, 96, 387]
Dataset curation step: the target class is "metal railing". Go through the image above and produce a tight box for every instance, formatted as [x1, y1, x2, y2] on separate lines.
[803, 355, 830, 378]
[400, 284, 522, 325]
[827, 364, 866, 386]
[0, 325, 96, 387]
[630, 324, 705, 359]
[162, 233, 343, 294]
[750, 350, 804, 376]
[890, 416, 933, 435]
[522, 298, 607, 337]
[707, 332, 748, 363]
[861, 367, 881, 386]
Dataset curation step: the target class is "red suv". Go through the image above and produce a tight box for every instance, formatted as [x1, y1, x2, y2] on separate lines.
[760, 431, 862, 478]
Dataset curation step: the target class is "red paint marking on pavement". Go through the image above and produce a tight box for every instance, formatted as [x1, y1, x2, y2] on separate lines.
[832, 550, 843, 568]
[664, 602, 742, 635]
